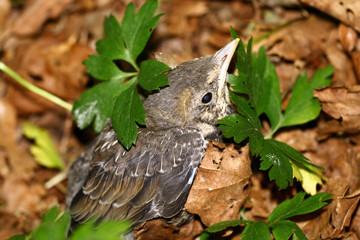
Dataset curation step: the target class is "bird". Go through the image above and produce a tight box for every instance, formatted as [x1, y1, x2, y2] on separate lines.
[66, 38, 240, 230]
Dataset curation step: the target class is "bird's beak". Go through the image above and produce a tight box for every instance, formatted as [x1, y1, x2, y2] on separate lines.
[214, 38, 239, 100]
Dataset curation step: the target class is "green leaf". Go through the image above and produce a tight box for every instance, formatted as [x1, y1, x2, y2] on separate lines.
[263, 59, 282, 131]
[96, 15, 130, 62]
[228, 74, 247, 93]
[268, 192, 332, 226]
[83, 55, 135, 81]
[292, 163, 324, 195]
[259, 139, 325, 190]
[231, 39, 272, 116]
[29, 207, 71, 240]
[205, 219, 249, 233]
[271, 220, 307, 240]
[112, 79, 146, 149]
[309, 65, 333, 88]
[268, 139, 325, 193]
[122, 0, 162, 62]
[230, 26, 240, 40]
[249, 46, 272, 116]
[218, 92, 264, 155]
[280, 65, 333, 127]
[7, 234, 26, 240]
[232, 38, 251, 96]
[199, 232, 212, 240]
[70, 219, 131, 240]
[259, 139, 293, 189]
[241, 222, 271, 240]
[22, 122, 63, 170]
[271, 140, 321, 169]
[76, 0, 164, 147]
[138, 59, 171, 90]
[72, 78, 127, 133]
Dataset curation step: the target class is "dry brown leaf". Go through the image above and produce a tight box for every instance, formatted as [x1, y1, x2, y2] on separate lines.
[12, 0, 73, 36]
[165, 0, 207, 37]
[321, 188, 360, 238]
[339, 23, 358, 52]
[6, 34, 93, 114]
[315, 87, 360, 136]
[185, 142, 251, 227]
[351, 51, 360, 81]
[275, 129, 318, 152]
[300, 0, 360, 32]
[134, 219, 203, 240]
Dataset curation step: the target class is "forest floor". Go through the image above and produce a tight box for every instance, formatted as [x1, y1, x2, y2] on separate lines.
[1, 0, 360, 239]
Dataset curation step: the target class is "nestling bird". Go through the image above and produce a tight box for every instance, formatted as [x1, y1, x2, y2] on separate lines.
[66, 39, 239, 229]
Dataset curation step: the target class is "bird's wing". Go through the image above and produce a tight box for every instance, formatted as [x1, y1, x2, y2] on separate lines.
[69, 127, 207, 226]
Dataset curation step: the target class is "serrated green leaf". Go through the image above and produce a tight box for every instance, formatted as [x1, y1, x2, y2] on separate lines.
[271, 220, 307, 240]
[95, 15, 130, 62]
[122, 0, 162, 62]
[138, 59, 171, 90]
[263, 59, 282, 131]
[231, 38, 272, 116]
[228, 74, 247, 93]
[268, 192, 332, 226]
[309, 65, 333, 89]
[83, 55, 135, 81]
[22, 122, 63, 170]
[205, 219, 249, 233]
[229, 91, 262, 129]
[233, 38, 251, 96]
[265, 139, 325, 193]
[249, 46, 272, 116]
[218, 92, 264, 155]
[272, 140, 320, 168]
[259, 139, 293, 189]
[281, 65, 333, 127]
[70, 219, 131, 240]
[241, 222, 271, 240]
[112, 80, 146, 149]
[72, 77, 128, 133]
[218, 114, 264, 155]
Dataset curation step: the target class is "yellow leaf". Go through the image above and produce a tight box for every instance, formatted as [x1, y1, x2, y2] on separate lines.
[22, 122, 63, 170]
[291, 162, 326, 195]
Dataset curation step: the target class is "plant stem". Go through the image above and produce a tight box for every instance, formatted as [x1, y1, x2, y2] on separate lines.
[244, 18, 302, 48]
[0, 62, 73, 112]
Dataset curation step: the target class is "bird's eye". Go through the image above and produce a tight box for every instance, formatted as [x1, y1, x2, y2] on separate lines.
[201, 92, 213, 104]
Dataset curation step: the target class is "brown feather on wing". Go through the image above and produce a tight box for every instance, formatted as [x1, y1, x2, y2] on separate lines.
[69, 127, 207, 226]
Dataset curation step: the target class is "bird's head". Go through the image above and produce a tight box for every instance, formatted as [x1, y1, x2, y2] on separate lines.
[144, 39, 239, 138]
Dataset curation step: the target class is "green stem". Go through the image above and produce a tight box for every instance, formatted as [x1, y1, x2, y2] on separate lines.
[0, 62, 73, 112]
[264, 117, 284, 139]
[244, 18, 301, 48]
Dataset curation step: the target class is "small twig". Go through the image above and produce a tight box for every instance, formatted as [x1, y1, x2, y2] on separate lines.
[0, 62, 73, 112]
[45, 170, 68, 190]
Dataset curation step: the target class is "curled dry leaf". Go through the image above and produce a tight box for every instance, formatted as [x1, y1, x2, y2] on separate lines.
[322, 188, 360, 238]
[338, 23, 358, 52]
[300, 0, 360, 32]
[314, 87, 360, 136]
[185, 141, 251, 227]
